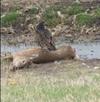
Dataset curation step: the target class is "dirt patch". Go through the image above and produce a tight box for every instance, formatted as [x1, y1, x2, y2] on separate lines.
[83, 59, 100, 67]
[1, 58, 100, 79]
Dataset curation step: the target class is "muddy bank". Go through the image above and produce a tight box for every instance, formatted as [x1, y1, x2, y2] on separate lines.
[1, 0, 100, 43]
[1, 57, 100, 79]
[1, 25, 100, 45]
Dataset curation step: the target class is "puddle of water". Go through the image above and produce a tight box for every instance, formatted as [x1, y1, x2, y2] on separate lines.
[72, 43, 100, 59]
[1, 43, 36, 53]
[55, 42, 100, 59]
[1, 39, 100, 59]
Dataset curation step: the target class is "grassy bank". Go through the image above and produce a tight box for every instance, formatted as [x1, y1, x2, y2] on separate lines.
[1, 59, 100, 102]
[1, 2, 100, 28]
[1, 1, 100, 44]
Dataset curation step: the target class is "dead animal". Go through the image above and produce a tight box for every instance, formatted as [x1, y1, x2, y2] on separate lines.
[4, 48, 40, 70]
[33, 45, 79, 64]
[4, 45, 79, 70]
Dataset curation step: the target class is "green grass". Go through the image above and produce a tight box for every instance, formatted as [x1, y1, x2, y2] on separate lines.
[76, 13, 95, 26]
[47, 4, 68, 14]
[42, 3, 86, 27]
[94, 7, 100, 17]
[43, 6, 61, 27]
[67, 3, 85, 15]
[26, 6, 39, 14]
[42, 3, 99, 27]
[1, 11, 21, 26]
[1, 75, 100, 102]
[2, 83, 100, 102]
[1, 60, 100, 102]
[1, 3, 98, 28]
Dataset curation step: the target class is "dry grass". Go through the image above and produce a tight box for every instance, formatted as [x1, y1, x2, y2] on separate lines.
[1, 59, 100, 102]
[1, 0, 100, 101]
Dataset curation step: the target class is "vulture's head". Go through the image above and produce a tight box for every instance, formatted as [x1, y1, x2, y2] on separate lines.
[36, 21, 47, 30]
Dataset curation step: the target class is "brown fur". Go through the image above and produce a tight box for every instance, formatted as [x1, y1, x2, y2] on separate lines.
[4, 48, 40, 70]
[33, 45, 76, 63]
[5, 46, 79, 70]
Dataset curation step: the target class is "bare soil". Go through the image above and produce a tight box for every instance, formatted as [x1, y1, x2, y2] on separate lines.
[1, 58, 100, 79]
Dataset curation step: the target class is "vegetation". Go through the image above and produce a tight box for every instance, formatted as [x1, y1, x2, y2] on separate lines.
[43, 6, 61, 27]
[2, 83, 100, 102]
[1, 11, 21, 26]
[1, 2, 100, 28]
[94, 7, 100, 17]
[1, 59, 100, 102]
[47, 4, 68, 14]
[67, 3, 85, 15]
[76, 13, 95, 26]
[26, 6, 39, 15]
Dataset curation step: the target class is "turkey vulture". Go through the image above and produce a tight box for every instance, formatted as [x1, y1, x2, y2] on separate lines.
[34, 21, 56, 51]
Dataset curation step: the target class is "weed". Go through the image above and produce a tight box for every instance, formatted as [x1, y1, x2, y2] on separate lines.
[1, 11, 21, 26]
[67, 3, 85, 15]
[27, 6, 39, 14]
[50, 4, 68, 14]
[94, 7, 100, 17]
[43, 7, 61, 27]
[76, 13, 95, 26]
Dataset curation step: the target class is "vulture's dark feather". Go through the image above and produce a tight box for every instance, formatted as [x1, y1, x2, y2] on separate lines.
[35, 21, 56, 51]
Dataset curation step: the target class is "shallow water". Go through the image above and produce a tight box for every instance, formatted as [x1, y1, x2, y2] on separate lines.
[1, 40, 100, 59]
[71, 42, 100, 59]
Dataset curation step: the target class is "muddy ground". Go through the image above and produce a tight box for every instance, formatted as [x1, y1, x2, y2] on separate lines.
[1, 58, 100, 78]
[1, 41, 100, 78]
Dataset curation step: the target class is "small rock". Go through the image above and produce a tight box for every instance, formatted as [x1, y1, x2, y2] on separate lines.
[91, 50, 94, 52]
[94, 66, 100, 69]
[54, 61, 61, 65]
[82, 63, 90, 68]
